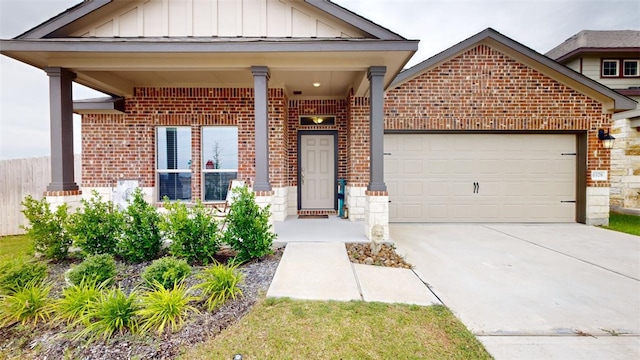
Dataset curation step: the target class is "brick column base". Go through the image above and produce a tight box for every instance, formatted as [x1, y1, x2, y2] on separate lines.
[254, 190, 275, 225]
[364, 190, 389, 241]
[44, 189, 83, 212]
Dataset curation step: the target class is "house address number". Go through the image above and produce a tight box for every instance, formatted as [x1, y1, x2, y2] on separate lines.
[591, 170, 608, 181]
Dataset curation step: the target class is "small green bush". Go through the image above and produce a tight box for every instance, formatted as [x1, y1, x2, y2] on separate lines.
[118, 189, 162, 263]
[142, 257, 191, 290]
[76, 287, 139, 340]
[138, 281, 199, 335]
[0, 258, 47, 295]
[161, 200, 221, 265]
[21, 195, 72, 261]
[54, 278, 105, 325]
[0, 280, 53, 328]
[67, 254, 116, 286]
[194, 261, 243, 312]
[223, 185, 276, 262]
[68, 191, 124, 256]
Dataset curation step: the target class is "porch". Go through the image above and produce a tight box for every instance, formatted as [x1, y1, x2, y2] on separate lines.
[273, 215, 369, 244]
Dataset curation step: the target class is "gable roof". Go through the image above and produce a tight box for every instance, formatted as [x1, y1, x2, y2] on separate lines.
[546, 30, 640, 61]
[391, 28, 637, 113]
[15, 0, 406, 40]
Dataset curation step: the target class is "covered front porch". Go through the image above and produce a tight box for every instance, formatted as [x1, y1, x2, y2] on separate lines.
[273, 215, 369, 244]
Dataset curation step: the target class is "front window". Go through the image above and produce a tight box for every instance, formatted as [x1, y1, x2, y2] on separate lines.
[202, 126, 238, 202]
[602, 60, 619, 77]
[157, 127, 191, 201]
[623, 60, 639, 77]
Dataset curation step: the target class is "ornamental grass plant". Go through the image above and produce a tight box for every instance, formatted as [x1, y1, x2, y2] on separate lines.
[0, 280, 53, 328]
[194, 261, 243, 312]
[138, 281, 199, 335]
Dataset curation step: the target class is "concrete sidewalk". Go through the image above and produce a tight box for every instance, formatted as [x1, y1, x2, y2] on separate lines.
[266, 242, 440, 306]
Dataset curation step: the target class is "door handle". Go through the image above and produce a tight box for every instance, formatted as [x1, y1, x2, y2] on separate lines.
[301, 167, 305, 185]
[477, 182, 479, 194]
[473, 182, 479, 194]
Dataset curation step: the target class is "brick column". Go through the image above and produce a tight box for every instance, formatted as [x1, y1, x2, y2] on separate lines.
[252, 66, 271, 192]
[44, 67, 79, 193]
[367, 66, 386, 192]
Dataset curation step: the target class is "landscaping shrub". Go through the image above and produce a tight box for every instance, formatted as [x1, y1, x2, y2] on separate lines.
[66, 254, 116, 286]
[138, 281, 199, 335]
[21, 195, 72, 261]
[0, 258, 47, 295]
[142, 257, 192, 290]
[223, 185, 276, 262]
[68, 191, 124, 256]
[0, 280, 53, 328]
[76, 287, 140, 340]
[118, 189, 163, 263]
[54, 279, 105, 325]
[194, 261, 243, 312]
[161, 200, 221, 265]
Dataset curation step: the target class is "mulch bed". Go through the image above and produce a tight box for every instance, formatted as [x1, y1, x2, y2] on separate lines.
[0, 248, 283, 360]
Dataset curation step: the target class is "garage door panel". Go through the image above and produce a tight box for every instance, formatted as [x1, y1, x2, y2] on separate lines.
[385, 133, 576, 223]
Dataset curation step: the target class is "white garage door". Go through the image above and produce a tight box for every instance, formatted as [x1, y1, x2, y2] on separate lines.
[384, 134, 576, 223]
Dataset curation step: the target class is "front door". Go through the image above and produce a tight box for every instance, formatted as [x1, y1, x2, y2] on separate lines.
[300, 134, 335, 209]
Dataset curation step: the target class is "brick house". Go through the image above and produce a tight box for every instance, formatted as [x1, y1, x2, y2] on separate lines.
[0, 1, 635, 238]
[546, 30, 640, 214]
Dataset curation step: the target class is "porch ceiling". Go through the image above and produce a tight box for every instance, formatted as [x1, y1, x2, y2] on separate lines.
[0, 38, 418, 99]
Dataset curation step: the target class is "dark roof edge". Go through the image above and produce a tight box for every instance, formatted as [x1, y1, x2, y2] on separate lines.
[553, 47, 640, 62]
[0, 38, 419, 53]
[305, 0, 406, 40]
[73, 96, 124, 113]
[391, 28, 637, 111]
[16, 0, 111, 39]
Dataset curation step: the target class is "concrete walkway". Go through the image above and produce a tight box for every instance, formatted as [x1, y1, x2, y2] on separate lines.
[391, 224, 640, 360]
[266, 242, 441, 306]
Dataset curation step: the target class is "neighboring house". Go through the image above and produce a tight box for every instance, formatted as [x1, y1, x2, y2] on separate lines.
[0, 1, 635, 238]
[547, 30, 640, 213]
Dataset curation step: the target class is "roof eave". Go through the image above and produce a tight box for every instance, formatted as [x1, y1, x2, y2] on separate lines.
[554, 47, 640, 63]
[73, 96, 125, 114]
[0, 38, 420, 53]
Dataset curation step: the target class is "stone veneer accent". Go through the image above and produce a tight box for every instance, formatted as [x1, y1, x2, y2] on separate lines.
[586, 187, 610, 225]
[364, 191, 389, 241]
[44, 191, 82, 213]
[611, 117, 640, 211]
[345, 186, 366, 221]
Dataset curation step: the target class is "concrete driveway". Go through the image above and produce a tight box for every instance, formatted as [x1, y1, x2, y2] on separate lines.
[390, 224, 640, 360]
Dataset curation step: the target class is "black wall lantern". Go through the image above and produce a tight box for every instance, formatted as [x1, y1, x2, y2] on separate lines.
[598, 129, 615, 149]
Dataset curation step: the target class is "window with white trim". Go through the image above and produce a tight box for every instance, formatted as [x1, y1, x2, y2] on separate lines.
[202, 126, 238, 202]
[623, 60, 639, 77]
[602, 59, 619, 77]
[156, 127, 191, 201]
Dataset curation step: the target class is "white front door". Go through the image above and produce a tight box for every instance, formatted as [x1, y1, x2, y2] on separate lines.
[300, 134, 335, 209]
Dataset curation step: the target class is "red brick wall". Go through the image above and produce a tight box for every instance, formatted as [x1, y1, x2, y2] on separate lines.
[287, 99, 348, 186]
[347, 91, 370, 187]
[384, 44, 612, 187]
[82, 87, 287, 200]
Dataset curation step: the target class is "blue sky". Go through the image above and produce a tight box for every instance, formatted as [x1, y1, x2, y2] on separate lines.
[1, 0, 639, 160]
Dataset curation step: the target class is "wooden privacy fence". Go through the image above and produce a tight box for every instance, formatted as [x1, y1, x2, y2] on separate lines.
[0, 156, 81, 236]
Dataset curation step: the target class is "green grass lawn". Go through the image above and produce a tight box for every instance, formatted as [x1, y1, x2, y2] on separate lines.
[180, 298, 491, 360]
[605, 212, 640, 236]
[0, 234, 32, 259]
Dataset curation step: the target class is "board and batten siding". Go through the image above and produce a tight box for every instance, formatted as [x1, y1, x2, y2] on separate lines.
[71, 0, 366, 38]
[0, 156, 81, 236]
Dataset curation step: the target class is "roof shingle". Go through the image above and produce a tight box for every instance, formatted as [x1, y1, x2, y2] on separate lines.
[546, 30, 640, 60]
